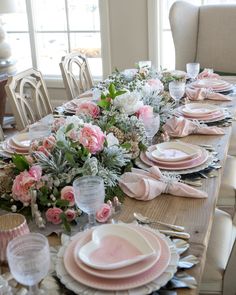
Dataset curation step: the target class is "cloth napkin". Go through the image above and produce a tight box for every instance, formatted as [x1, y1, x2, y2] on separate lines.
[119, 167, 208, 200]
[185, 87, 231, 101]
[197, 69, 220, 80]
[163, 116, 224, 137]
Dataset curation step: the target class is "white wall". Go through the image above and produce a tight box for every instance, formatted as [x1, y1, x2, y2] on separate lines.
[108, 0, 149, 71]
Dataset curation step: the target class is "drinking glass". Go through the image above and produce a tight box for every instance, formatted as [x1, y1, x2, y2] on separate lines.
[73, 176, 105, 229]
[186, 62, 200, 80]
[142, 113, 160, 146]
[169, 81, 186, 107]
[7, 233, 50, 295]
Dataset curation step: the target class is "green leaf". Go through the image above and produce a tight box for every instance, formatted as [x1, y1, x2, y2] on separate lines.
[108, 83, 116, 98]
[12, 155, 29, 172]
[97, 99, 110, 110]
[65, 152, 75, 165]
[65, 123, 74, 133]
[56, 199, 69, 208]
[56, 140, 66, 149]
[60, 212, 71, 234]
[121, 142, 132, 150]
[114, 90, 127, 97]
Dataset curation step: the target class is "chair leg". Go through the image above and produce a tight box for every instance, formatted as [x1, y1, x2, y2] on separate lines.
[223, 239, 236, 295]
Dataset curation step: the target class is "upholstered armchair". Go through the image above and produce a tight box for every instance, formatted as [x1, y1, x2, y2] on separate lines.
[169, 1, 236, 74]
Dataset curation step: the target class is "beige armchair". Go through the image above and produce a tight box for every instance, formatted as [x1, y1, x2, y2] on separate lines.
[169, 1, 236, 74]
[200, 209, 236, 295]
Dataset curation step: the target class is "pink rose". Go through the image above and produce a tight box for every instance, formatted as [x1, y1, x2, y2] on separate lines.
[79, 123, 105, 154]
[147, 78, 164, 92]
[42, 135, 56, 150]
[65, 209, 76, 221]
[96, 204, 111, 223]
[45, 207, 63, 224]
[136, 105, 153, 120]
[76, 101, 100, 118]
[61, 186, 75, 206]
[12, 166, 42, 203]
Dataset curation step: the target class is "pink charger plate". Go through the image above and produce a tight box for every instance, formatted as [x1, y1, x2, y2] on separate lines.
[63, 226, 171, 291]
[177, 106, 224, 120]
[145, 145, 207, 167]
[140, 148, 208, 170]
[73, 225, 161, 279]
[7, 138, 29, 153]
[2, 141, 29, 155]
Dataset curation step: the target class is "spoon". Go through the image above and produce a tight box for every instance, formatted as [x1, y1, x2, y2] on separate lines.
[134, 212, 185, 232]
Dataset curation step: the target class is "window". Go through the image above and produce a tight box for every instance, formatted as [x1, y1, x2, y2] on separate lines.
[4, 0, 102, 78]
[159, 0, 236, 70]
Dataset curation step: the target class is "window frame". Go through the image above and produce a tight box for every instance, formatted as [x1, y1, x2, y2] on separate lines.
[6, 0, 111, 82]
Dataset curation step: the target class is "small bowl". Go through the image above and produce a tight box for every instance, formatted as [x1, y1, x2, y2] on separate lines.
[0, 213, 30, 262]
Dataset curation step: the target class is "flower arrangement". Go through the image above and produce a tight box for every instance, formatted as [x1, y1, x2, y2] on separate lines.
[0, 66, 178, 231]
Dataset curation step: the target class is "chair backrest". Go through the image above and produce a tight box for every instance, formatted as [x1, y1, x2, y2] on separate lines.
[60, 52, 93, 100]
[5, 68, 53, 131]
[169, 1, 236, 74]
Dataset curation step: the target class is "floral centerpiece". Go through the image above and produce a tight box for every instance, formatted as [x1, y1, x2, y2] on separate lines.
[0, 65, 178, 230]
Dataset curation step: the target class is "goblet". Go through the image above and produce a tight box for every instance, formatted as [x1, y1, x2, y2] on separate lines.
[169, 81, 186, 107]
[73, 176, 105, 229]
[7, 233, 50, 295]
[142, 113, 160, 146]
[186, 62, 200, 81]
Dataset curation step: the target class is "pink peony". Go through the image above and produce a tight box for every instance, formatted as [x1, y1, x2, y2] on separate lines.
[147, 78, 164, 90]
[61, 186, 75, 206]
[65, 209, 76, 221]
[96, 204, 112, 223]
[76, 101, 100, 118]
[42, 135, 56, 150]
[79, 123, 105, 154]
[45, 207, 63, 224]
[12, 166, 42, 203]
[136, 105, 153, 120]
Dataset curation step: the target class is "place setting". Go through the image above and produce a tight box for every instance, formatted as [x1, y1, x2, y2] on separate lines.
[137, 141, 213, 175]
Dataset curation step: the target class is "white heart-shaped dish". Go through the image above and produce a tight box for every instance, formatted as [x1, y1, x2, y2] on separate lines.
[78, 224, 157, 270]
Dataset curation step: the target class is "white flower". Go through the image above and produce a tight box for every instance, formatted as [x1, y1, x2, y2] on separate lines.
[113, 91, 143, 115]
[142, 78, 164, 96]
[106, 133, 119, 147]
[65, 115, 84, 128]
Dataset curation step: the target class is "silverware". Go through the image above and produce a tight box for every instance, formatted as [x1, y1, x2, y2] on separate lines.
[133, 212, 185, 232]
[158, 230, 190, 240]
[180, 179, 202, 187]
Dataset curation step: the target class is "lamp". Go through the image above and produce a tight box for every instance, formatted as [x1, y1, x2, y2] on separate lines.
[0, 0, 17, 73]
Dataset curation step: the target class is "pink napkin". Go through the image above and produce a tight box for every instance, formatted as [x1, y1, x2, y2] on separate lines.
[197, 69, 220, 80]
[163, 116, 224, 137]
[78, 91, 93, 98]
[185, 87, 231, 101]
[119, 167, 207, 200]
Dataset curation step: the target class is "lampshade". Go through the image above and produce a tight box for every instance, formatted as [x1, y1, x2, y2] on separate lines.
[0, 0, 17, 14]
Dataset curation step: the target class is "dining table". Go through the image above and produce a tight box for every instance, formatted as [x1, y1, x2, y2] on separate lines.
[1, 75, 236, 295]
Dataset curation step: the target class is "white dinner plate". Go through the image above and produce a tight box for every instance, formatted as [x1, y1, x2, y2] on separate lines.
[151, 142, 199, 162]
[78, 224, 156, 270]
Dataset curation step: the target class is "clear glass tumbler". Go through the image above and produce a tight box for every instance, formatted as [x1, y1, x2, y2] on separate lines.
[142, 113, 160, 146]
[7, 233, 50, 295]
[73, 176, 105, 229]
[169, 81, 186, 107]
[186, 62, 200, 80]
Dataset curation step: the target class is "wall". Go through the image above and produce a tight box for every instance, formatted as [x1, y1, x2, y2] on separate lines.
[107, 0, 149, 72]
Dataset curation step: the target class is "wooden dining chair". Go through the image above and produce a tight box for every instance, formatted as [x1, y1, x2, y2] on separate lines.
[5, 68, 53, 131]
[59, 52, 94, 100]
[200, 208, 236, 295]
